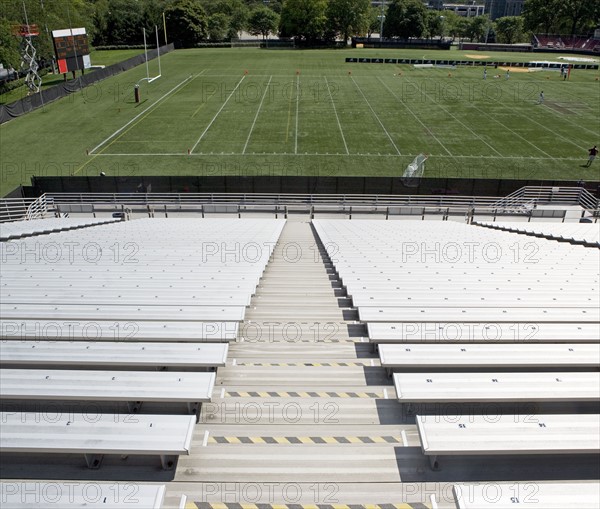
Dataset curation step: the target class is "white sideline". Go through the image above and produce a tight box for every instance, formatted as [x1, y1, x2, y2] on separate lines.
[89, 73, 200, 154]
[191, 75, 246, 153]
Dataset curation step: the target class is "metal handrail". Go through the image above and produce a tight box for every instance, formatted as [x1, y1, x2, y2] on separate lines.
[25, 194, 52, 220]
[44, 192, 531, 208]
[0, 198, 39, 223]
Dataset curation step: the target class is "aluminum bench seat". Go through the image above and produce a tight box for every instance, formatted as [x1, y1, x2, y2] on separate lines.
[1, 319, 239, 342]
[359, 306, 600, 323]
[379, 343, 600, 370]
[416, 413, 600, 470]
[0, 289, 252, 307]
[0, 412, 195, 470]
[0, 369, 214, 418]
[352, 293, 598, 307]
[452, 482, 600, 509]
[0, 303, 246, 321]
[394, 372, 600, 403]
[367, 322, 600, 343]
[0, 482, 166, 508]
[0, 341, 228, 370]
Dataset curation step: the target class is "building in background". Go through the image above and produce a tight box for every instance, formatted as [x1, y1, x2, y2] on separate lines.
[427, 2, 485, 17]
[484, 0, 524, 20]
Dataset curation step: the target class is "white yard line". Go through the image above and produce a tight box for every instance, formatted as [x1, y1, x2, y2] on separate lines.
[350, 76, 401, 155]
[242, 76, 272, 154]
[94, 152, 584, 160]
[190, 75, 246, 154]
[294, 75, 300, 155]
[400, 76, 503, 156]
[377, 77, 453, 157]
[482, 83, 591, 151]
[325, 76, 350, 155]
[89, 73, 202, 154]
[469, 103, 556, 158]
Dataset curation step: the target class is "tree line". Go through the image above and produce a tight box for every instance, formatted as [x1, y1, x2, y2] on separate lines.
[1, 0, 599, 71]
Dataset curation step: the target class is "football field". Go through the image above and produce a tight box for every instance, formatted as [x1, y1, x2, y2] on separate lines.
[1, 48, 599, 195]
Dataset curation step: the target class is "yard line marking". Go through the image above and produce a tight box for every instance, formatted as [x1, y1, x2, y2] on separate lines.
[399, 75, 503, 156]
[325, 76, 349, 155]
[295, 75, 300, 155]
[191, 87, 217, 119]
[242, 75, 272, 154]
[480, 83, 590, 152]
[94, 152, 585, 160]
[89, 73, 200, 155]
[377, 76, 452, 157]
[285, 79, 294, 143]
[350, 76, 401, 155]
[190, 75, 246, 154]
[468, 103, 555, 158]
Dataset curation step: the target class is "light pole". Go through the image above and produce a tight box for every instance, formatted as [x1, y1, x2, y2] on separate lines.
[378, 1, 386, 48]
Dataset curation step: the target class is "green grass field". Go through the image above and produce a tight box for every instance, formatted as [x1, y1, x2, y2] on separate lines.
[1, 48, 599, 196]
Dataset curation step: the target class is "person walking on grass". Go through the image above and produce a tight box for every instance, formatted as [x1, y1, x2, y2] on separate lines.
[586, 146, 598, 167]
[538, 91, 544, 104]
[506, 69, 510, 80]
[483, 68, 487, 80]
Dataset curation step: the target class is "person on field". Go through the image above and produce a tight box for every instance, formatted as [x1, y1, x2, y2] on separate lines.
[586, 146, 598, 167]
[506, 69, 510, 80]
[538, 91, 544, 104]
[483, 68, 487, 80]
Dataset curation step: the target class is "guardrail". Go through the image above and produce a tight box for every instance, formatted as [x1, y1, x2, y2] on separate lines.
[43, 192, 521, 208]
[2, 187, 597, 224]
[0, 198, 39, 223]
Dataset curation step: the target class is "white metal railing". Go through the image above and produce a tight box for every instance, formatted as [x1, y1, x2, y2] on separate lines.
[0, 198, 38, 223]
[2, 187, 597, 224]
[25, 194, 53, 220]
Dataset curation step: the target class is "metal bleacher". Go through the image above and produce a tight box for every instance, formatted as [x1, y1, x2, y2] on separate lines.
[313, 219, 599, 492]
[0, 218, 284, 476]
[1, 208, 598, 507]
[0, 217, 120, 241]
[474, 220, 600, 247]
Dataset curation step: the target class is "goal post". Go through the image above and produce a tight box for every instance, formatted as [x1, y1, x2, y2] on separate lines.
[402, 153, 428, 187]
[135, 26, 162, 102]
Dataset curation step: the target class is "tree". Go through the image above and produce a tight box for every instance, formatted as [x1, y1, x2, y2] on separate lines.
[423, 10, 445, 40]
[0, 18, 21, 71]
[383, 0, 426, 39]
[366, 5, 381, 40]
[326, 0, 370, 44]
[441, 10, 462, 42]
[522, 0, 562, 34]
[494, 16, 525, 44]
[164, 0, 208, 47]
[557, 0, 599, 36]
[279, 0, 328, 41]
[465, 15, 491, 42]
[247, 6, 279, 40]
[208, 12, 229, 40]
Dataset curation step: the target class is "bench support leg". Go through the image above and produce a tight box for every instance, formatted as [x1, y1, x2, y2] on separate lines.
[428, 455, 440, 471]
[84, 454, 104, 469]
[127, 401, 143, 413]
[160, 455, 177, 470]
[188, 402, 201, 423]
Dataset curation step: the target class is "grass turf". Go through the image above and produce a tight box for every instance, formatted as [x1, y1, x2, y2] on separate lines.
[1, 48, 599, 196]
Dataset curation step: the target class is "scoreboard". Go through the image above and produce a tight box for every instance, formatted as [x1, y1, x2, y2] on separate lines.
[52, 28, 91, 74]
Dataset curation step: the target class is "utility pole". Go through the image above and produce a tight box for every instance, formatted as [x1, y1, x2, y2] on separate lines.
[379, 1, 386, 48]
